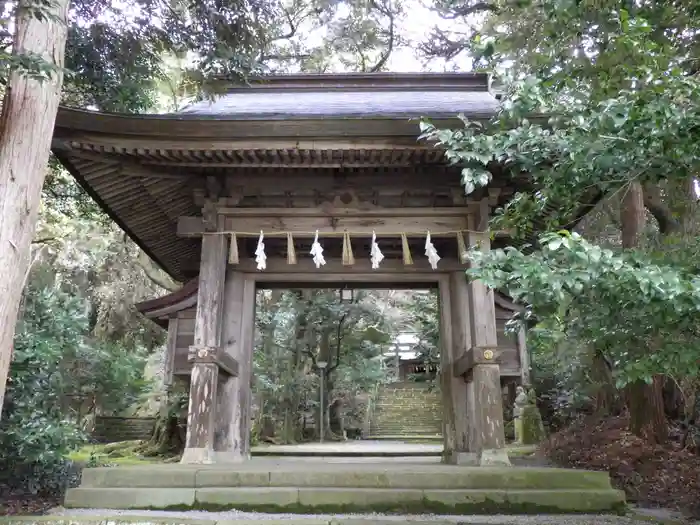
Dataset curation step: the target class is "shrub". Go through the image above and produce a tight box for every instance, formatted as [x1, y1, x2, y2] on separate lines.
[0, 286, 87, 495]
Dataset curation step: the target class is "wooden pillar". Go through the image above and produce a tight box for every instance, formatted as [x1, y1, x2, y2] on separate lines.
[215, 270, 256, 461]
[181, 213, 228, 464]
[238, 277, 256, 454]
[466, 218, 510, 466]
[441, 273, 476, 465]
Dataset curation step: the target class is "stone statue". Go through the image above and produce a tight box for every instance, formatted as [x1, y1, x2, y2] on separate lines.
[512, 385, 529, 444]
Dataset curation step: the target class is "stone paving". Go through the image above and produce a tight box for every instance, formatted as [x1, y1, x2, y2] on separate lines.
[41, 508, 686, 525]
[251, 441, 442, 456]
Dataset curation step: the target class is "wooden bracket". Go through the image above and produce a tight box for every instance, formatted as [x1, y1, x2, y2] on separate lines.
[188, 345, 239, 378]
[453, 345, 501, 377]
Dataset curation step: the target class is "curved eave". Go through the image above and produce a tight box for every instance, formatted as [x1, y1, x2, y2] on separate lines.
[53, 107, 491, 142]
[136, 278, 199, 328]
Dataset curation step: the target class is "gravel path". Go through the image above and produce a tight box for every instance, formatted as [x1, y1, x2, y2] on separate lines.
[44, 507, 684, 524]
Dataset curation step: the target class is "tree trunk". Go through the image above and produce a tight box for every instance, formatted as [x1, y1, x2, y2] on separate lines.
[620, 182, 668, 443]
[628, 376, 668, 444]
[620, 181, 645, 249]
[140, 410, 185, 457]
[0, 0, 70, 417]
[329, 398, 345, 438]
[591, 349, 621, 416]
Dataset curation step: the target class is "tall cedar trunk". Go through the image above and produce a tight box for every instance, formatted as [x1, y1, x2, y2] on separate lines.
[620, 182, 668, 443]
[0, 0, 70, 417]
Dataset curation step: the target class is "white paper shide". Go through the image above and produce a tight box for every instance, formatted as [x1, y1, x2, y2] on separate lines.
[255, 230, 267, 270]
[370, 231, 384, 269]
[425, 231, 441, 270]
[310, 230, 326, 268]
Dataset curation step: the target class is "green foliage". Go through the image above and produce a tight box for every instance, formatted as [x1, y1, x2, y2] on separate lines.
[420, 1, 700, 441]
[0, 286, 86, 495]
[0, 0, 67, 82]
[468, 231, 700, 385]
[0, 275, 151, 493]
[420, 5, 700, 238]
[253, 288, 394, 441]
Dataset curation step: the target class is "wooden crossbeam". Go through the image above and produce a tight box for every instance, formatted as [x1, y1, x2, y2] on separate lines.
[453, 346, 501, 377]
[188, 345, 239, 378]
[177, 208, 472, 238]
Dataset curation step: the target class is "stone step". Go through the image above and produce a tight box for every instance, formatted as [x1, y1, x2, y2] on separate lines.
[9, 516, 654, 525]
[372, 422, 442, 427]
[372, 426, 442, 430]
[374, 409, 440, 412]
[371, 427, 441, 432]
[373, 412, 440, 415]
[375, 399, 440, 403]
[371, 433, 441, 437]
[373, 420, 441, 424]
[64, 463, 626, 514]
[64, 486, 626, 514]
[371, 428, 441, 432]
[374, 405, 441, 408]
[375, 404, 440, 407]
[77, 464, 616, 490]
[372, 426, 441, 430]
[368, 434, 443, 441]
[374, 414, 441, 418]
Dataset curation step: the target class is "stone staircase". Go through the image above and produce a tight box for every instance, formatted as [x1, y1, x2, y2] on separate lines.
[369, 382, 442, 439]
[64, 461, 626, 513]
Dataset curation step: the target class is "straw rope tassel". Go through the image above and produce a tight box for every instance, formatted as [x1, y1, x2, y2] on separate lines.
[228, 233, 239, 264]
[342, 231, 355, 266]
[401, 233, 413, 265]
[287, 232, 297, 265]
[457, 231, 469, 264]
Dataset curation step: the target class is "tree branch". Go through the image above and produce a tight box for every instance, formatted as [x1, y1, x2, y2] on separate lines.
[137, 251, 180, 291]
[31, 236, 56, 244]
[433, 1, 497, 19]
[367, 0, 395, 73]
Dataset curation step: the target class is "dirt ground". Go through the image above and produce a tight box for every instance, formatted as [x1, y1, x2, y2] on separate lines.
[541, 415, 700, 519]
[0, 493, 61, 516]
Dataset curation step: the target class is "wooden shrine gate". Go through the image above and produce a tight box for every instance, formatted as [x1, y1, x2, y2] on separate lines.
[51, 72, 529, 467]
[136, 222, 528, 468]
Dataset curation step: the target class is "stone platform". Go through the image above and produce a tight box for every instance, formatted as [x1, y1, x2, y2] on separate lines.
[64, 459, 626, 514]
